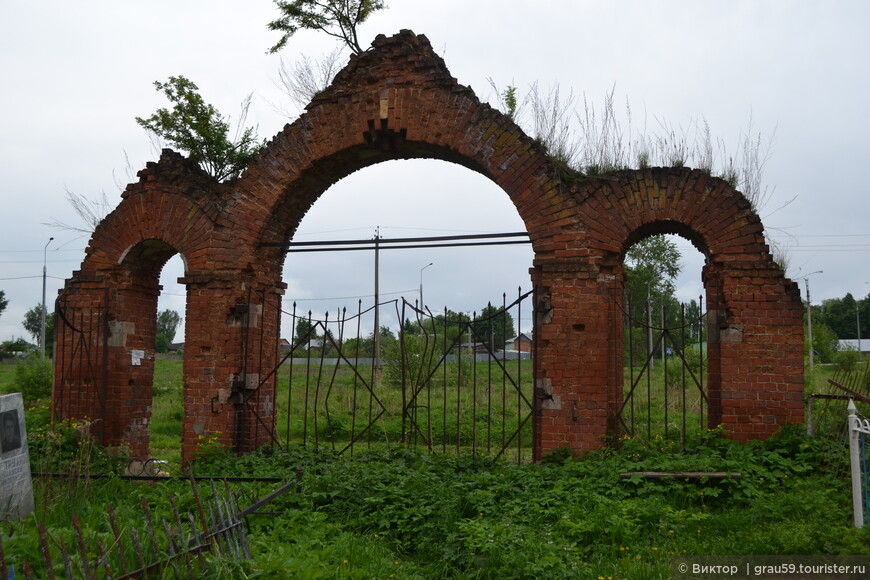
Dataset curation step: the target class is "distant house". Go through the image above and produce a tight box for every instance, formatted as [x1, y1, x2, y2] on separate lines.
[838, 339, 870, 356]
[504, 333, 533, 353]
[454, 341, 489, 353]
[308, 338, 325, 350]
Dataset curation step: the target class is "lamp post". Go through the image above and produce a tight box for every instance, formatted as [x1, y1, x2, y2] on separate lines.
[419, 262, 433, 310]
[802, 270, 822, 371]
[40, 237, 54, 358]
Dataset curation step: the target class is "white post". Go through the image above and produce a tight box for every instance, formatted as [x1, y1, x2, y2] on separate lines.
[848, 399, 865, 527]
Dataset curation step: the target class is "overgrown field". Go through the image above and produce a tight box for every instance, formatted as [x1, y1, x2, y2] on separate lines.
[1, 359, 869, 578]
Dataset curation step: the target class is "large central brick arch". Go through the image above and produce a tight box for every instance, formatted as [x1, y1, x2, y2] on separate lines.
[53, 30, 803, 461]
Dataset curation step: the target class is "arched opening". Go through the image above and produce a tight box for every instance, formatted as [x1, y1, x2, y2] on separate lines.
[618, 227, 711, 445]
[148, 253, 187, 467]
[277, 158, 535, 458]
[113, 240, 187, 463]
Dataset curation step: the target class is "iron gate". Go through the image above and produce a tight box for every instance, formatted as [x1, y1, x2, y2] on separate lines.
[52, 288, 109, 444]
[616, 296, 709, 446]
[276, 289, 535, 461]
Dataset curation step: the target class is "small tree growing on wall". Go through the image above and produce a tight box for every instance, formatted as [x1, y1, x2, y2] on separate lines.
[136, 76, 261, 182]
[268, 0, 386, 55]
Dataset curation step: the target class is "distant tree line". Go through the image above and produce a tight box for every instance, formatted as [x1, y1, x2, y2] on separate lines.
[0, 297, 182, 358]
[291, 302, 517, 358]
[811, 292, 870, 341]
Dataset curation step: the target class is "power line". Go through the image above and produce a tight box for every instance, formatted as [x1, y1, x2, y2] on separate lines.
[263, 231, 531, 252]
[283, 289, 416, 303]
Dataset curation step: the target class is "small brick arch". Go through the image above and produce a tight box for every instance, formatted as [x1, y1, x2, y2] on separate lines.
[54, 30, 803, 462]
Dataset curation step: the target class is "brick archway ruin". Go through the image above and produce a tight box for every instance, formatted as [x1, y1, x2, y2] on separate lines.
[53, 30, 803, 462]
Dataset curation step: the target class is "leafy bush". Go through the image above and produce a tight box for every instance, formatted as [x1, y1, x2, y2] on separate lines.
[15, 354, 52, 401]
[834, 346, 863, 372]
[155, 332, 171, 353]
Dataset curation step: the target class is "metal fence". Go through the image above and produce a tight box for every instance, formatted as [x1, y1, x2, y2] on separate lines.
[616, 296, 709, 446]
[0, 471, 301, 579]
[276, 289, 535, 461]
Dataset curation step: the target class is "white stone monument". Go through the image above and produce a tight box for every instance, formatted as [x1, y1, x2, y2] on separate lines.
[0, 393, 34, 520]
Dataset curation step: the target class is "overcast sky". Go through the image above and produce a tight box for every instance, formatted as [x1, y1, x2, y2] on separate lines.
[1, 0, 868, 344]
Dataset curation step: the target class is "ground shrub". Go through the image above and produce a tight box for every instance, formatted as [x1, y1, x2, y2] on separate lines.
[3, 421, 870, 578]
[14, 354, 52, 401]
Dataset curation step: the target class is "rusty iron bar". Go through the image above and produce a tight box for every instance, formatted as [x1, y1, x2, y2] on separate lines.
[58, 539, 74, 579]
[140, 497, 161, 567]
[829, 379, 870, 404]
[160, 517, 182, 579]
[186, 512, 207, 570]
[71, 514, 93, 580]
[236, 479, 300, 518]
[210, 481, 234, 558]
[108, 505, 128, 575]
[95, 538, 111, 578]
[223, 485, 246, 559]
[22, 558, 33, 579]
[168, 493, 196, 579]
[128, 528, 147, 579]
[222, 494, 242, 558]
[37, 521, 55, 580]
[227, 486, 251, 559]
[187, 469, 212, 552]
[209, 480, 234, 557]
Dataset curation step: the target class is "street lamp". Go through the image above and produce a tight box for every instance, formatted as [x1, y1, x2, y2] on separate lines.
[419, 262, 433, 310]
[802, 270, 822, 371]
[40, 237, 54, 358]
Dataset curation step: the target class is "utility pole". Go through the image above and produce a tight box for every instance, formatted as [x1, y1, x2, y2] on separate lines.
[40, 237, 54, 358]
[373, 227, 381, 386]
[803, 271, 822, 371]
[864, 282, 870, 354]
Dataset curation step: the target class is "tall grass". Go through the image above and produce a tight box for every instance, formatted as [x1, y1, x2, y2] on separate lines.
[487, 81, 779, 215]
[0, 360, 19, 394]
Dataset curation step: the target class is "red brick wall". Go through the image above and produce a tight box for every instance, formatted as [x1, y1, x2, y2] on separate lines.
[53, 31, 803, 463]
